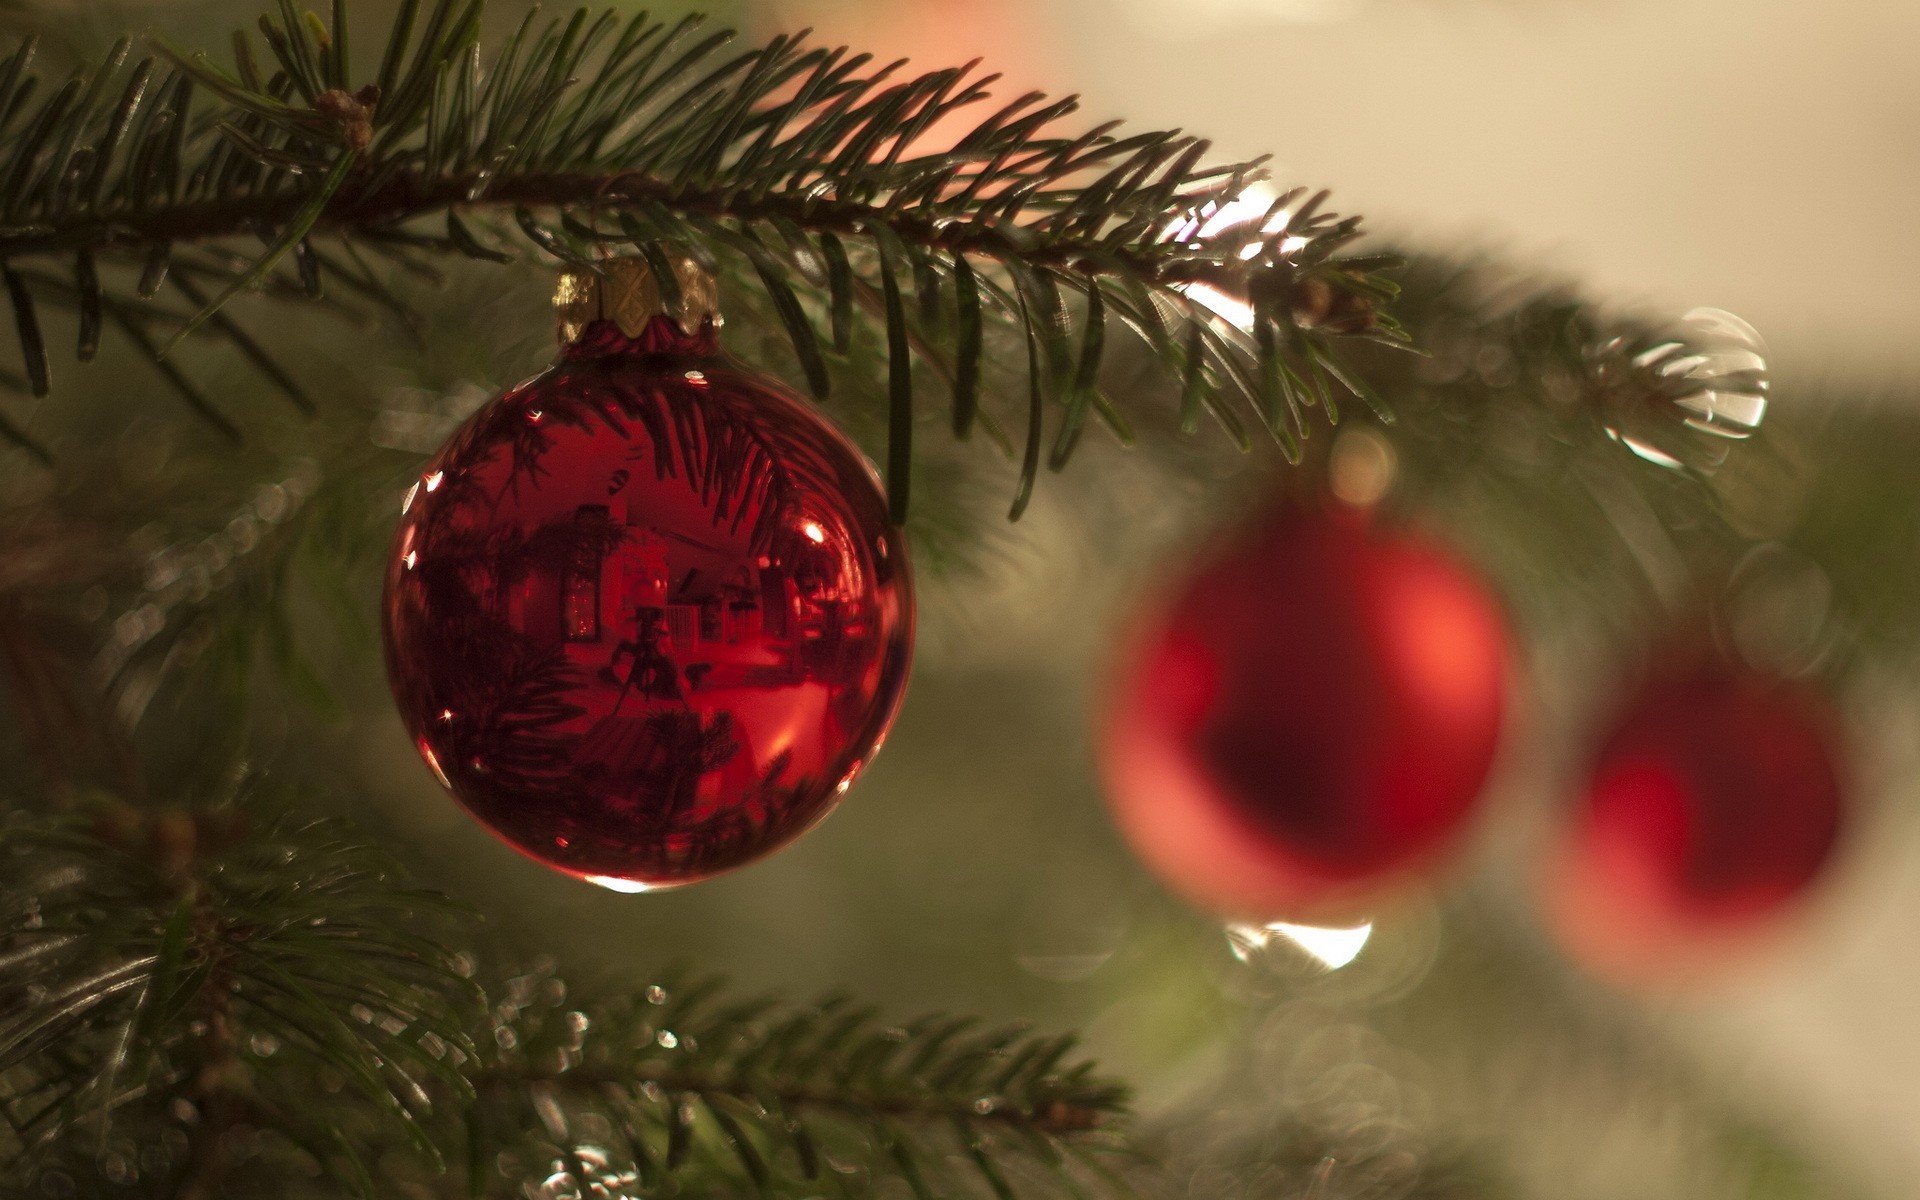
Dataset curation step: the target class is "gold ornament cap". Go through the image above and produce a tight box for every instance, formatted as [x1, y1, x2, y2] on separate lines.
[553, 253, 721, 345]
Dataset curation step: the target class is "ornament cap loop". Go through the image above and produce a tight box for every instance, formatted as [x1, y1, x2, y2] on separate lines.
[555, 254, 720, 346]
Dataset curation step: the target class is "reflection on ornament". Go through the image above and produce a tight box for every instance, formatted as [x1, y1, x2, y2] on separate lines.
[383, 303, 913, 890]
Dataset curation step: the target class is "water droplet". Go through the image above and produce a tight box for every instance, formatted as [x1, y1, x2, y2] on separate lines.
[645, 985, 668, 1005]
[656, 1030, 678, 1049]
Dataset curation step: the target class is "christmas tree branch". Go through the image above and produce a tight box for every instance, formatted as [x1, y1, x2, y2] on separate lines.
[466, 972, 1129, 1199]
[0, 803, 1133, 1199]
[0, 2, 1748, 524]
[1336, 257, 1774, 628]
[0, 804, 483, 1196]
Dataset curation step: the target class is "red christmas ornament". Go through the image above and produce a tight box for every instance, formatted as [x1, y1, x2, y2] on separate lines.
[1099, 503, 1510, 923]
[1547, 664, 1845, 982]
[383, 260, 913, 890]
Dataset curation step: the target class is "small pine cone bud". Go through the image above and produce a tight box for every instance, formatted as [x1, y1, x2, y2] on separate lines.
[312, 89, 355, 120]
[1290, 275, 1337, 327]
[1318, 296, 1378, 335]
[315, 87, 375, 152]
[1034, 1099, 1101, 1131]
[1290, 274, 1377, 335]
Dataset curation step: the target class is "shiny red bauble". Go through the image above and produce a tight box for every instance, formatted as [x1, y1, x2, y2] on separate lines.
[383, 317, 913, 889]
[1547, 665, 1845, 983]
[1100, 503, 1510, 923]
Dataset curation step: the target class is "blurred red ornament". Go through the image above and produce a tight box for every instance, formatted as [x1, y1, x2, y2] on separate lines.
[1547, 664, 1845, 983]
[1099, 504, 1510, 923]
[383, 267, 912, 890]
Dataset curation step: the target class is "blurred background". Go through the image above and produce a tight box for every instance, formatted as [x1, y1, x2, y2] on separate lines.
[746, 2, 1920, 1194]
[14, 0, 1920, 1196]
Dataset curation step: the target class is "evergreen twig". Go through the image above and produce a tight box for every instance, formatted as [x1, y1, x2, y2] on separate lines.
[466, 967, 1129, 1199]
[0, 808, 1131, 1199]
[0, 2, 1746, 515]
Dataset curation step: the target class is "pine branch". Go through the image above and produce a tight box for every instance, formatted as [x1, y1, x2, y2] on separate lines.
[0, 3, 1741, 520]
[0, 800, 1134, 1199]
[1338, 256, 1774, 626]
[1357, 258, 1771, 477]
[466, 969, 1130, 1199]
[0, 802, 482, 1197]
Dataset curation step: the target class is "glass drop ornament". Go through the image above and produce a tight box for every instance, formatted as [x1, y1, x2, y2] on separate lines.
[1099, 501, 1509, 923]
[1546, 661, 1845, 985]
[383, 258, 913, 889]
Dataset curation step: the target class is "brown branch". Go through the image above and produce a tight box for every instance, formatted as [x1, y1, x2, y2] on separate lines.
[0, 167, 1300, 300]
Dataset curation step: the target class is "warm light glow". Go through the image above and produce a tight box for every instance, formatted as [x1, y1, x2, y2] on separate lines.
[424, 470, 444, 492]
[1184, 283, 1257, 333]
[1329, 428, 1397, 507]
[1275, 920, 1373, 968]
[403, 550, 418, 570]
[401, 482, 419, 514]
[801, 521, 827, 544]
[1226, 919, 1373, 969]
[1171, 182, 1281, 244]
[586, 875, 656, 894]
[1169, 184, 1296, 333]
[1387, 560, 1507, 722]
